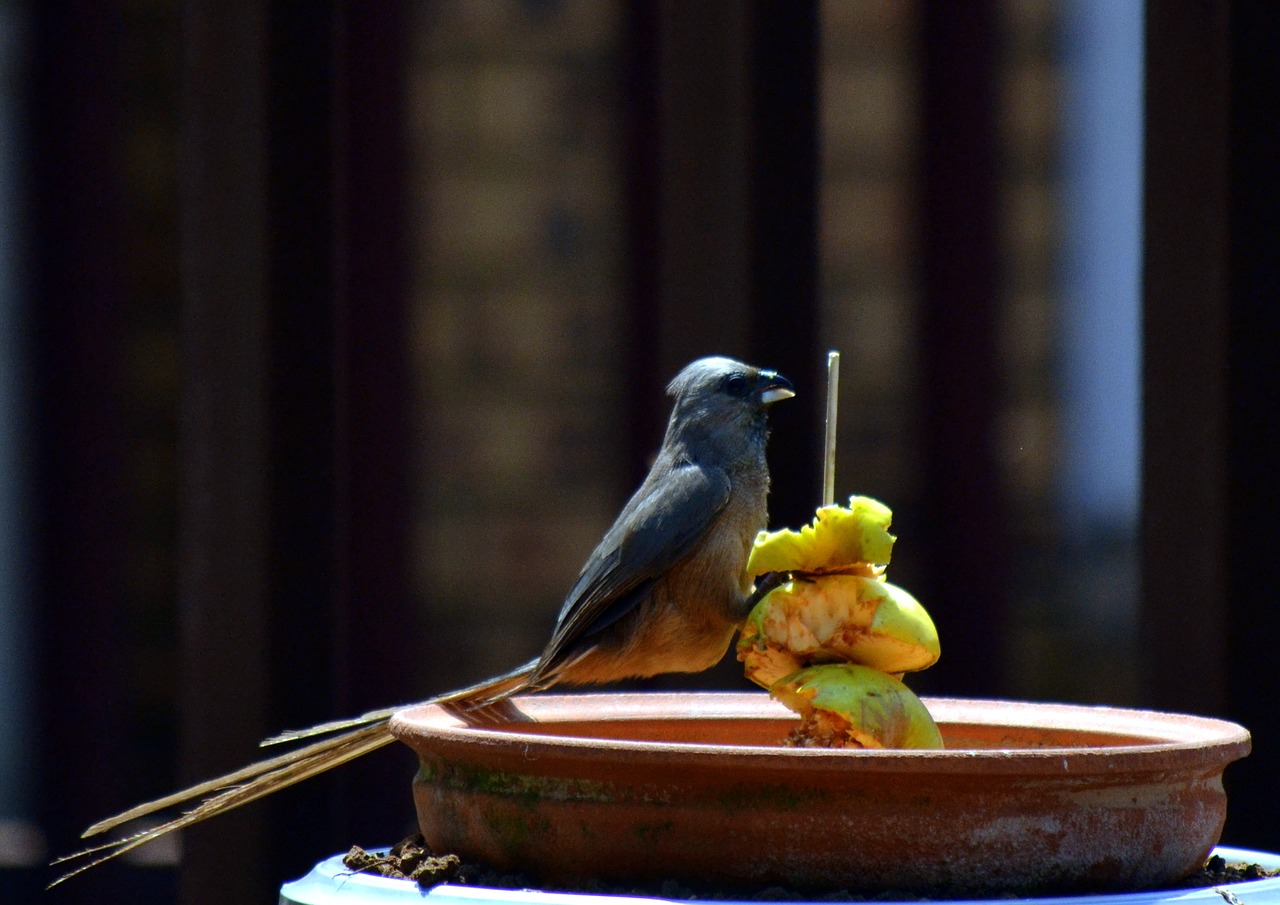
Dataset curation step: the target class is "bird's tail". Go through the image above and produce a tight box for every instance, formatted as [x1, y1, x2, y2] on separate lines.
[260, 658, 540, 746]
[48, 660, 539, 887]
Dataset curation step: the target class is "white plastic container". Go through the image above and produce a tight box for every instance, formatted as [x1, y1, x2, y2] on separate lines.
[280, 847, 1280, 905]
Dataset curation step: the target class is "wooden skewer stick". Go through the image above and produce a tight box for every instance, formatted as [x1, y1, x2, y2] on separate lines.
[823, 350, 840, 507]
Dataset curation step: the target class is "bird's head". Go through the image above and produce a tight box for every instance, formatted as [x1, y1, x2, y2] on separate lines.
[663, 357, 795, 461]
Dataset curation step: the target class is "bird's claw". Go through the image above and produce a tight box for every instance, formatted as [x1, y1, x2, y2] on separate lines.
[744, 570, 792, 611]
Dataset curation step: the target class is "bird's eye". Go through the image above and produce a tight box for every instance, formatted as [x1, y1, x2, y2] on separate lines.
[722, 373, 752, 397]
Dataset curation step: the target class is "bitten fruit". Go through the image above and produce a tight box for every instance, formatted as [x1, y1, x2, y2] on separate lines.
[771, 664, 944, 749]
[739, 495, 943, 749]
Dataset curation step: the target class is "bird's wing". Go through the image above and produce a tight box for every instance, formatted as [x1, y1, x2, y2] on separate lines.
[532, 461, 732, 680]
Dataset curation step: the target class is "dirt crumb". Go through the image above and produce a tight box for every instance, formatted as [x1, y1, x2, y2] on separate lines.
[1180, 854, 1280, 888]
[343, 836, 461, 884]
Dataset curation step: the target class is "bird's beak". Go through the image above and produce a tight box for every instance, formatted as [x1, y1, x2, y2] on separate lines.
[758, 371, 796, 405]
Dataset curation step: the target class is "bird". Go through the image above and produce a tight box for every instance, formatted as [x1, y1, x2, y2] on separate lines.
[51, 355, 795, 883]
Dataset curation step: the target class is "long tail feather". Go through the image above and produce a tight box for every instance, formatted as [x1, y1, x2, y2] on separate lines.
[52, 659, 542, 886]
[434, 659, 543, 710]
[80, 719, 395, 840]
[261, 658, 540, 746]
[259, 706, 401, 747]
[50, 722, 393, 887]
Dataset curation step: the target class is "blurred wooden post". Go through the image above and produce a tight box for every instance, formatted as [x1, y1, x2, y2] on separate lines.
[916, 0, 1010, 697]
[623, 0, 820, 522]
[1141, 1, 1230, 722]
[1142, 1, 1280, 849]
[746, 0, 822, 529]
[622, 0, 755, 467]
[30, 6, 136, 902]
[331, 0, 418, 848]
[180, 5, 274, 902]
[182, 3, 413, 901]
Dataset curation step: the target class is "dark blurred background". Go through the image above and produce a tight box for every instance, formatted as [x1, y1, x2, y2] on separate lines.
[1, 1, 1276, 903]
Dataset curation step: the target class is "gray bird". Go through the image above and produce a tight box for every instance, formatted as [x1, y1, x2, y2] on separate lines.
[53, 356, 794, 882]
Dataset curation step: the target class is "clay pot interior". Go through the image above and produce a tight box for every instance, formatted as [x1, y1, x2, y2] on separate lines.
[389, 692, 1251, 898]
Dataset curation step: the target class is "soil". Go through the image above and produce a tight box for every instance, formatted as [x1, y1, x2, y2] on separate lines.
[1183, 854, 1280, 887]
[342, 836, 1280, 900]
[342, 836, 463, 885]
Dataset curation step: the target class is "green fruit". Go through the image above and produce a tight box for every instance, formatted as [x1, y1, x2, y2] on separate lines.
[771, 664, 944, 749]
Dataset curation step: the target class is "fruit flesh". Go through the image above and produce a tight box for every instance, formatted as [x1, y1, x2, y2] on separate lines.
[737, 575, 940, 689]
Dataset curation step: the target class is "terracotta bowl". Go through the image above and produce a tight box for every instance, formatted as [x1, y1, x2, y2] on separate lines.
[388, 693, 1251, 896]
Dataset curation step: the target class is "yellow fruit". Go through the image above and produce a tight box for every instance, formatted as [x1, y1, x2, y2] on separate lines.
[740, 495, 943, 749]
[771, 664, 944, 749]
[737, 574, 940, 690]
[746, 495, 895, 578]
